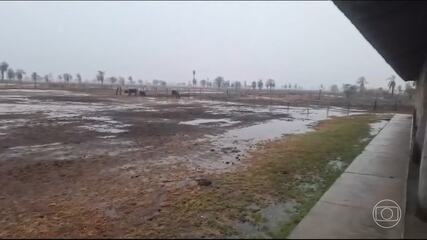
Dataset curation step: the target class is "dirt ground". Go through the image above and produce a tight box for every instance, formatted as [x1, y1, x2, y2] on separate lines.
[0, 87, 388, 238]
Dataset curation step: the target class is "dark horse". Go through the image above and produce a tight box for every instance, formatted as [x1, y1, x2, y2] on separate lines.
[171, 90, 180, 98]
[124, 88, 138, 96]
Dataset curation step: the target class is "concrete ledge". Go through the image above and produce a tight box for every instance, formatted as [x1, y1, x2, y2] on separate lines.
[289, 114, 412, 239]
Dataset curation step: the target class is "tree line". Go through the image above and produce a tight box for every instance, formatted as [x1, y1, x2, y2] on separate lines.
[1, 61, 279, 90]
[328, 75, 415, 99]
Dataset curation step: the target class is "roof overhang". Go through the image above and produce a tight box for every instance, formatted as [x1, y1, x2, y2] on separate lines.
[333, 1, 427, 81]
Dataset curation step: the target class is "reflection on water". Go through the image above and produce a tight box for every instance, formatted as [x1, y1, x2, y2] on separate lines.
[189, 106, 367, 172]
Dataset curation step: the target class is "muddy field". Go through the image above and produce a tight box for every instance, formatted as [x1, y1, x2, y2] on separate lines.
[0, 88, 378, 237]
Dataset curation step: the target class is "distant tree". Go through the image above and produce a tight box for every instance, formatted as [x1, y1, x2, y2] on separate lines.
[356, 76, 367, 92]
[138, 79, 143, 85]
[119, 77, 125, 86]
[330, 84, 339, 94]
[76, 73, 82, 84]
[251, 81, 256, 90]
[318, 84, 324, 99]
[387, 75, 396, 97]
[58, 75, 63, 81]
[405, 82, 415, 100]
[200, 79, 207, 88]
[288, 83, 292, 89]
[342, 84, 358, 99]
[257, 79, 263, 90]
[109, 76, 117, 85]
[44, 74, 50, 83]
[192, 70, 196, 86]
[266, 79, 275, 91]
[223, 80, 230, 88]
[214, 76, 224, 88]
[128, 76, 134, 85]
[7, 69, 15, 81]
[397, 85, 403, 95]
[97, 71, 105, 85]
[31, 72, 39, 88]
[15, 69, 25, 82]
[63, 73, 73, 84]
[294, 84, 298, 89]
[234, 81, 242, 89]
[0, 62, 9, 81]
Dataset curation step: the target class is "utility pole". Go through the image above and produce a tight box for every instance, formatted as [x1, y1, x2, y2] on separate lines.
[192, 70, 196, 87]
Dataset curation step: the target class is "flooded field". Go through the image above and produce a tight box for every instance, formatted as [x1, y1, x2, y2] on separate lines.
[0, 88, 388, 238]
[0, 89, 367, 170]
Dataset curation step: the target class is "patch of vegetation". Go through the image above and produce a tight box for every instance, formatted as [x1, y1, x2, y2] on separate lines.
[135, 114, 385, 238]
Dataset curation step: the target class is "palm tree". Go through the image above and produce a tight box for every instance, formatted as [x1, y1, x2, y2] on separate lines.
[330, 84, 339, 94]
[192, 70, 196, 87]
[387, 75, 396, 97]
[356, 76, 367, 92]
[97, 71, 105, 85]
[76, 74, 82, 84]
[343, 84, 357, 99]
[127, 76, 134, 85]
[128, 76, 134, 85]
[214, 76, 224, 88]
[7, 69, 15, 81]
[234, 81, 241, 89]
[397, 85, 403, 95]
[15, 69, 25, 82]
[118, 77, 125, 86]
[109, 76, 118, 85]
[0, 62, 9, 81]
[266, 79, 275, 91]
[257, 79, 264, 90]
[31, 72, 38, 88]
[63, 73, 72, 84]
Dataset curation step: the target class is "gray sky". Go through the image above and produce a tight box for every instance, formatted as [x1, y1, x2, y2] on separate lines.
[0, 1, 405, 89]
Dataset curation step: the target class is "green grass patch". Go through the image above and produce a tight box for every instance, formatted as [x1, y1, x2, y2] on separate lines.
[135, 114, 387, 238]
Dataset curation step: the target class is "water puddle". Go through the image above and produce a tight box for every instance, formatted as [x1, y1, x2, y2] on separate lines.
[179, 118, 240, 127]
[187, 106, 365, 172]
[232, 201, 298, 239]
[369, 119, 389, 136]
[79, 124, 129, 134]
[327, 158, 347, 171]
[0, 89, 89, 96]
[0, 119, 29, 135]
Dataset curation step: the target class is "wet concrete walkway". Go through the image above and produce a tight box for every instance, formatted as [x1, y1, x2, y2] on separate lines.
[289, 114, 412, 239]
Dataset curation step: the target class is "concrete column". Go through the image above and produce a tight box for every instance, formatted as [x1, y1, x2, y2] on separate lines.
[419, 126, 427, 214]
[417, 61, 427, 215]
[413, 65, 427, 164]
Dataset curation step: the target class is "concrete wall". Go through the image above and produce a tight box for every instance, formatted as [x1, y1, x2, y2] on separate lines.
[414, 60, 427, 214]
[412, 62, 427, 163]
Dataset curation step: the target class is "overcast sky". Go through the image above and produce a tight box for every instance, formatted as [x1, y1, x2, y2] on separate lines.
[0, 1, 405, 89]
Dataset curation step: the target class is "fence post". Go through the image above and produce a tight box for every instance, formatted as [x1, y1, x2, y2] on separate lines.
[347, 102, 351, 116]
[327, 104, 330, 117]
[373, 97, 377, 111]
